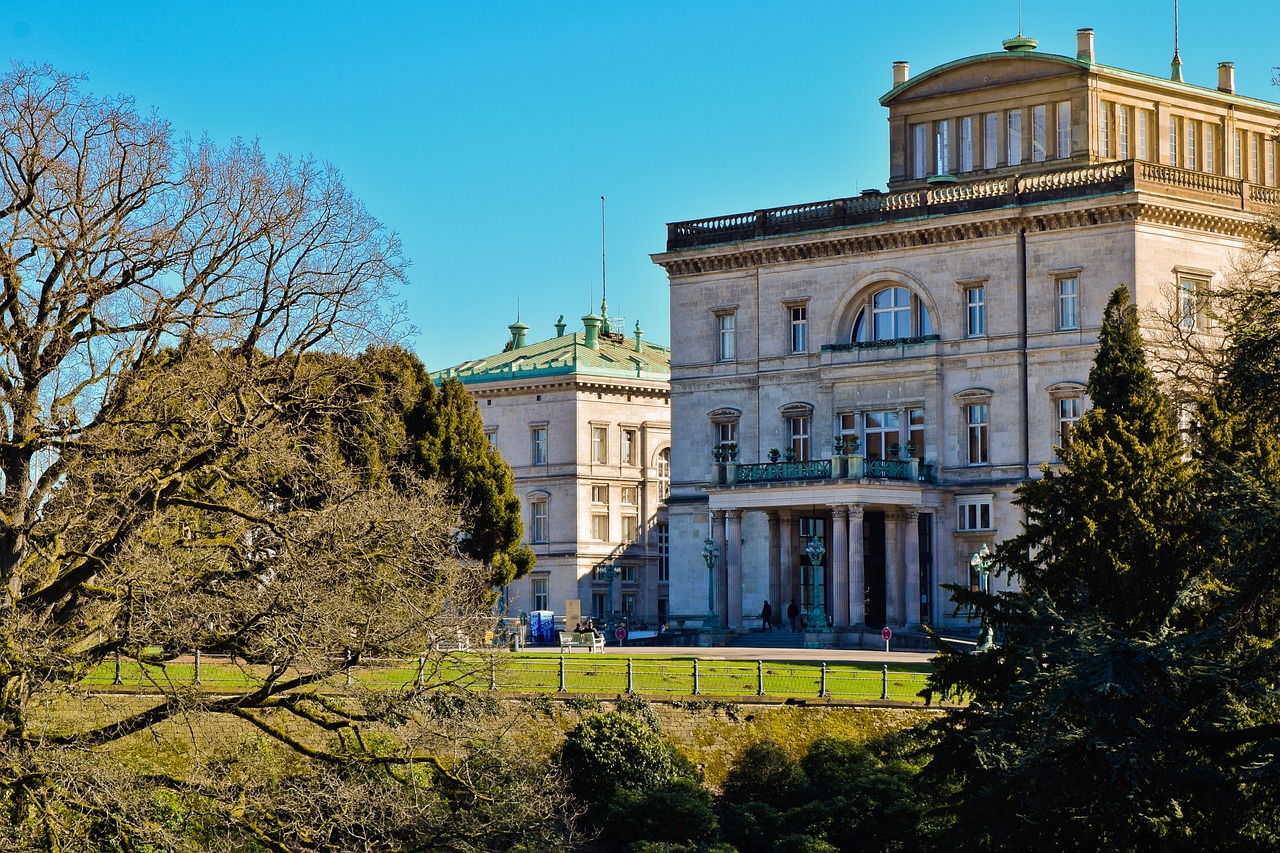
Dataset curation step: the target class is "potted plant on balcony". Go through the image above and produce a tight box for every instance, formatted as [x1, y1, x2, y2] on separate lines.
[903, 440, 918, 459]
[768, 448, 780, 462]
[725, 442, 739, 461]
[783, 448, 797, 462]
[712, 446, 725, 463]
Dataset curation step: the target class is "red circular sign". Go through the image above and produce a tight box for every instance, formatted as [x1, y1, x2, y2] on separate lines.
[615, 626, 628, 640]
[881, 627, 893, 641]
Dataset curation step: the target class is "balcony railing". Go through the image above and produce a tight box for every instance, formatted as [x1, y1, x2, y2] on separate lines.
[666, 159, 1272, 251]
[712, 455, 930, 487]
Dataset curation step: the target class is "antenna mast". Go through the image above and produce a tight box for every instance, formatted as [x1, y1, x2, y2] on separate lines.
[600, 196, 607, 308]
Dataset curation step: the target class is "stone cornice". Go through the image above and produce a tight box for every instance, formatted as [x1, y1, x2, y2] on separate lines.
[655, 196, 1260, 277]
[466, 374, 670, 400]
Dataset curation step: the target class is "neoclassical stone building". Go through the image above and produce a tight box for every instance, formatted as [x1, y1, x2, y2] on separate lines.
[433, 309, 672, 626]
[652, 28, 1280, 639]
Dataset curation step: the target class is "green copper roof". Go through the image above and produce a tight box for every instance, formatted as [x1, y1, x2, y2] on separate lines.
[432, 331, 671, 386]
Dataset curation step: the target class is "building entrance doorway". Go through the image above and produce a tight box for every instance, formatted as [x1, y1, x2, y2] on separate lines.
[863, 511, 887, 629]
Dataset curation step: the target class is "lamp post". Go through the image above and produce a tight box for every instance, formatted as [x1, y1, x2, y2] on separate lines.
[598, 558, 620, 631]
[701, 537, 721, 630]
[969, 542, 995, 651]
[805, 534, 828, 632]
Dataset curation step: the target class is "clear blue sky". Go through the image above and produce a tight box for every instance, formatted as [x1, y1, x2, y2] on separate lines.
[3, 1, 1276, 368]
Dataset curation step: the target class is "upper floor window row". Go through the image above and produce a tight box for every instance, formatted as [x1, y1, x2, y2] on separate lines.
[909, 102, 1072, 180]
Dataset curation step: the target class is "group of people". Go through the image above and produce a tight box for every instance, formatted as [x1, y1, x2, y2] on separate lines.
[758, 599, 804, 632]
[574, 618, 603, 639]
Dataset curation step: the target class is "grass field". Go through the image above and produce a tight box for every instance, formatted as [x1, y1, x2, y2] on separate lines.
[83, 653, 935, 704]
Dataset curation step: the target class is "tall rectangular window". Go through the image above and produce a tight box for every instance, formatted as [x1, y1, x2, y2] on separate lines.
[1205, 124, 1215, 174]
[591, 513, 609, 542]
[1186, 119, 1197, 170]
[656, 522, 670, 583]
[960, 116, 974, 172]
[621, 514, 638, 544]
[1233, 130, 1244, 179]
[1057, 276, 1080, 330]
[967, 404, 989, 465]
[863, 411, 900, 461]
[1136, 110, 1149, 160]
[1169, 116, 1179, 164]
[531, 426, 547, 466]
[912, 123, 928, 179]
[717, 313, 735, 361]
[716, 419, 737, 449]
[1058, 397, 1082, 449]
[1098, 102, 1111, 157]
[530, 500, 548, 544]
[1268, 139, 1276, 186]
[909, 408, 925, 459]
[620, 428, 636, 466]
[935, 119, 951, 175]
[1180, 277, 1200, 330]
[1117, 107, 1130, 159]
[591, 427, 608, 464]
[966, 285, 986, 337]
[1056, 102, 1071, 159]
[839, 412, 859, 450]
[790, 304, 808, 353]
[531, 577, 549, 612]
[984, 112, 999, 169]
[1251, 133, 1260, 181]
[1031, 105, 1047, 162]
[1007, 109, 1023, 166]
[789, 415, 811, 461]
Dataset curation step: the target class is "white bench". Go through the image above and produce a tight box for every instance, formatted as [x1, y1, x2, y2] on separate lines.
[558, 631, 605, 653]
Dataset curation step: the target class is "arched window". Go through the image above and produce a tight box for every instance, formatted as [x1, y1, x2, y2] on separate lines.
[656, 448, 671, 500]
[852, 286, 934, 342]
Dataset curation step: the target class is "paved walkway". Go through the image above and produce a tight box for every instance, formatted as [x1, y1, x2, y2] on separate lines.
[524, 643, 935, 665]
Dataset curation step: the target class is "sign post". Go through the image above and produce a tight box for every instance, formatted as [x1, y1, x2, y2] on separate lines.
[881, 626, 892, 653]
[615, 625, 628, 646]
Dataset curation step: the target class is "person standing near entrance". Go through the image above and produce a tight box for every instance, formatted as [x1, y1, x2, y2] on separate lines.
[786, 600, 800, 632]
[760, 600, 773, 632]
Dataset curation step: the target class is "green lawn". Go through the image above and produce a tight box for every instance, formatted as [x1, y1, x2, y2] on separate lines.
[83, 653, 935, 703]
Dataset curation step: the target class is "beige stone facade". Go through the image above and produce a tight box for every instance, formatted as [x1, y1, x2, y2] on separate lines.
[433, 311, 671, 628]
[652, 29, 1279, 640]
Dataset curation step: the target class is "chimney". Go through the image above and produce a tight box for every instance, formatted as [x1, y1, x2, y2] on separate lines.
[507, 318, 528, 350]
[1076, 28, 1095, 63]
[582, 313, 601, 350]
[633, 321, 644, 352]
[892, 61, 909, 87]
[554, 314, 566, 337]
[1218, 62, 1236, 94]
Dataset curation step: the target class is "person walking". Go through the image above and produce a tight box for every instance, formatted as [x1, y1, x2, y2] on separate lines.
[787, 600, 800, 632]
[760, 600, 773, 632]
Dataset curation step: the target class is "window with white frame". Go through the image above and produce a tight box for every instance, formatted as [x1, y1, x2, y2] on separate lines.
[1057, 275, 1080, 330]
[592, 486, 609, 509]
[620, 428, 637, 466]
[1117, 106, 1130, 159]
[1136, 109, 1149, 160]
[591, 512, 609, 542]
[863, 410, 900, 461]
[656, 448, 670, 500]
[984, 112, 999, 169]
[591, 426, 608, 464]
[790, 304, 808, 353]
[1233, 129, 1243, 179]
[531, 425, 548, 466]
[1058, 396, 1083, 449]
[1098, 101, 1111, 157]
[912, 123, 928, 179]
[789, 415, 811, 461]
[935, 119, 951, 175]
[716, 312, 736, 361]
[1169, 115, 1179, 164]
[838, 412, 859, 451]
[853, 286, 933, 342]
[967, 403, 989, 464]
[485, 427, 497, 448]
[957, 497, 994, 531]
[530, 498, 548, 544]
[1186, 119, 1197, 170]
[1056, 102, 1071, 159]
[621, 514, 639, 544]
[717, 420, 737, 449]
[1251, 132, 1260, 182]
[909, 408, 925, 459]
[965, 284, 986, 337]
[1179, 275, 1204, 330]
[1268, 139, 1276, 186]
[960, 116, 974, 172]
[531, 576, 549, 611]
[1205, 124, 1216, 174]
[621, 565, 636, 583]
[1007, 109, 1023, 166]
[1031, 105, 1047, 162]
[620, 485, 637, 506]
[656, 522, 669, 582]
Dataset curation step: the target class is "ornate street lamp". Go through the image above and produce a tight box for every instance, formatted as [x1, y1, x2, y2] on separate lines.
[805, 534, 828, 632]
[701, 537, 721, 630]
[970, 542, 995, 651]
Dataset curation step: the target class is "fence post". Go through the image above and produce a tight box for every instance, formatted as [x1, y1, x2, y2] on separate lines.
[113, 649, 122, 686]
[692, 659, 700, 696]
[881, 664, 890, 700]
[757, 660, 765, 696]
[489, 657, 497, 691]
[417, 656, 425, 688]
[626, 657, 634, 694]
[193, 649, 201, 686]
[558, 655, 567, 693]
[820, 662, 828, 698]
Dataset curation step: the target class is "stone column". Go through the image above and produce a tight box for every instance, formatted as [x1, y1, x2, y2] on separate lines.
[884, 511, 902, 626]
[712, 510, 727, 626]
[766, 511, 781, 627]
[726, 509, 743, 630]
[904, 508, 921, 629]
[848, 504, 865, 627]
[830, 505, 849, 627]
[778, 511, 796, 623]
